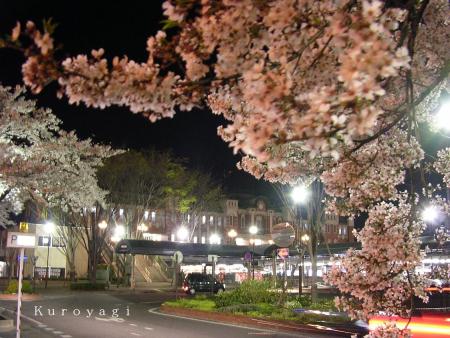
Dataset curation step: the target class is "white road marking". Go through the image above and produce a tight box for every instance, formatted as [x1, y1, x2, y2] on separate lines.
[130, 333, 141, 336]
[144, 327, 154, 330]
[53, 331, 64, 334]
[44, 327, 55, 331]
[248, 333, 273, 335]
[60, 335, 72, 338]
[129, 323, 138, 326]
[94, 316, 125, 323]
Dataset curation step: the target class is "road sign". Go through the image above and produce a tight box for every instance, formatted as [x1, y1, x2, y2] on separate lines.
[19, 222, 28, 233]
[173, 250, 183, 264]
[271, 222, 295, 247]
[7, 231, 35, 338]
[7, 232, 36, 248]
[244, 251, 252, 261]
[277, 248, 289, 260]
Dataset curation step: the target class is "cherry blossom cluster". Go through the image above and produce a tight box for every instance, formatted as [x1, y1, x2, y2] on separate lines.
[0, 85, 118, 215]
[435, 148, 450, 188]
[321, 128, 424, 214]
[367, 321, 411, 338]
[2, 1, 450, 333]
[324, 195, 427, 320]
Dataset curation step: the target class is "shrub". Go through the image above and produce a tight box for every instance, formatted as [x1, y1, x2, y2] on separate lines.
[69, 282, 106, 291]
[5, 280, 33, 294]
[215, 280, 277, 308]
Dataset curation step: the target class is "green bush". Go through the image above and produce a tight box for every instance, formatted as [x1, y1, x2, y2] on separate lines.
[69, 282, 106, 291]
[5, 280, 33, 294]
[215, 280, 277, 308]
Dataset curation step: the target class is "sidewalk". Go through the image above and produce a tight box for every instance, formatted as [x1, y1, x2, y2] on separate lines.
[0, 311, 53, 338]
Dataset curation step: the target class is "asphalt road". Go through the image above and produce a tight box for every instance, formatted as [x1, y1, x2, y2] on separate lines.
[0, 290, 343, 338]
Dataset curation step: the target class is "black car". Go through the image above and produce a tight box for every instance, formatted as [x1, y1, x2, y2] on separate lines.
[182, 273, 225, 295]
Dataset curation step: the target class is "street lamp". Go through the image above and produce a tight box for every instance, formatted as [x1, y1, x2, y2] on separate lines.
[137, 223, 148, 232]
[227, 229, 237, 244]
[177, 226, 189, 242]
[434, 101, 450, 131]
[422, 206, 439, 223]
[298, 233, 310, 295]
[249, 225, 258, 279]
[291, 185, 309, 204]
[111, 224, 125, 243]
[98, 220, 108, 230]
[209, 233, 221, 245]
[44, 221, 55, 289]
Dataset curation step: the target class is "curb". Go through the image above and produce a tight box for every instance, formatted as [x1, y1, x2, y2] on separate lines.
[0, 294, 42, 301]
[160, 305, 355, 337]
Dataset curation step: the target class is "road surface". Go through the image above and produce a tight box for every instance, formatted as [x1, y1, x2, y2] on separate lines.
[0, 290, 346, 338]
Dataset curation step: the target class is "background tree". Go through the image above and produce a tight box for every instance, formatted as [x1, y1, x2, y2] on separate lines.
[0, 85, 118, 282]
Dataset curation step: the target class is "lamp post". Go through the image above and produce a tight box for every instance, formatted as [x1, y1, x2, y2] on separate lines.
[44, 221, 55, 289]
[298, 234, 310, 295]
[177, 226, 189, 242]
[291, 184, 309, 295]
[249, 225, 258, 280]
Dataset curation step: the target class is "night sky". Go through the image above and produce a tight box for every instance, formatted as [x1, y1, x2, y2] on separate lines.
[0, 1, 280, 204]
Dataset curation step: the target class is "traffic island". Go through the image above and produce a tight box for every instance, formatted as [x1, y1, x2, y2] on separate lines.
[160, 304, 359, 337]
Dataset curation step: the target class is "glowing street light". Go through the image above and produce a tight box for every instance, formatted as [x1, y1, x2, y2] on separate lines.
[434, 101, 450, 131]
[137, 223, 148, 232]
[209, 233, 221, 244]
[228, 229, 237, 239]
[177, 226, 189, 241]
[98, 220, 108, 230]
[249, 225, 258, 235]
[301, 234, 310, 243]
[44, 221, 55, 234]
[422, 206, 439, 223]
[114, 224, 125, 237]
[291, 185, 309, 204]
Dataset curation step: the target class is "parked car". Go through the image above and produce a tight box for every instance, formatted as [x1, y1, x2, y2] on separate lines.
[182, 273, 225, 295]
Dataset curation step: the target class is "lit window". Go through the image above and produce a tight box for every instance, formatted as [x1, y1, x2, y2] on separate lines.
[187, 214, 191, 223]
[201, 236, 206, 244]
[170, 234, 175, 241]
[210, 215, 214, 224]
[193, 236, 198, 243]
[52, 237, 65, 247]
[202, 215, 206, 224]
[38, 236, 51, 247]
[151, 211, 156, 222]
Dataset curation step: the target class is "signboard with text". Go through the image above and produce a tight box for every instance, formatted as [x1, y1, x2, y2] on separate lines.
[7, 232, 36, 248]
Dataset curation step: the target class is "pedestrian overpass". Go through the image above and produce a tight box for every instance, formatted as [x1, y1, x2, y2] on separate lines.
[114, 239, 277, 258]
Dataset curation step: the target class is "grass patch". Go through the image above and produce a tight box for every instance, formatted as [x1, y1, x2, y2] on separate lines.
[163, 296, 216, 311]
